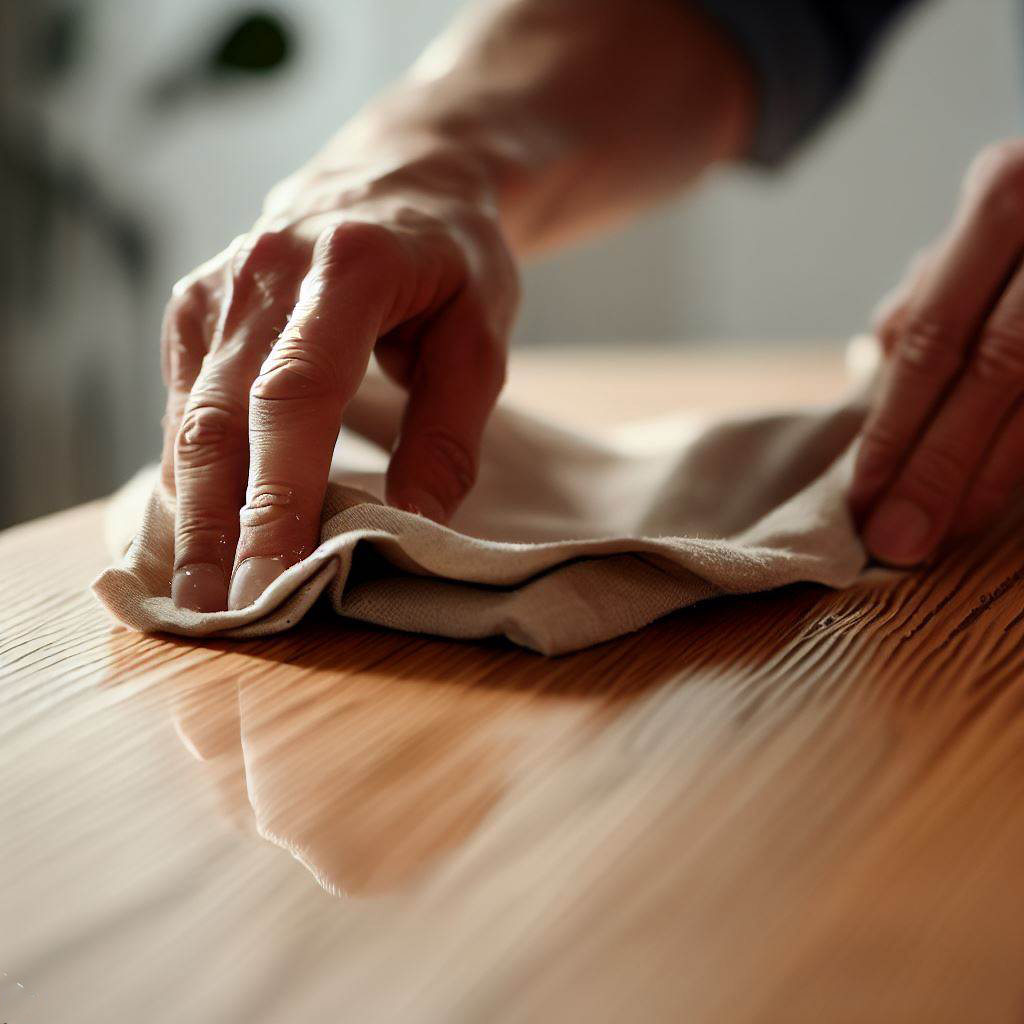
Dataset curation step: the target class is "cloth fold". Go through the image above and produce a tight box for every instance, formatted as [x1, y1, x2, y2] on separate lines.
[93, 370, 870, 655]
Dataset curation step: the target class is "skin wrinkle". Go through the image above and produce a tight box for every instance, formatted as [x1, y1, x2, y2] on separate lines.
[975, 324, 1024, 383]
[239, 485, 295, 530]
[176, 404, 248, 463]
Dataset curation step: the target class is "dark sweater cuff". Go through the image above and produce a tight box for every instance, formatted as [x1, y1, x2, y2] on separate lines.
[689, 0, 849, 165]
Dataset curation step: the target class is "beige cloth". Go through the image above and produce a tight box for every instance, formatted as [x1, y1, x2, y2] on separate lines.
[93, 372, 870, 655]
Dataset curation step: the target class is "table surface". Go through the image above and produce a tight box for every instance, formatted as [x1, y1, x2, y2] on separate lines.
[3, 345, 1024, 1024]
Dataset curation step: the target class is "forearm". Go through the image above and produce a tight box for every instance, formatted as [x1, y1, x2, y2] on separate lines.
[278, 0, 755, 256]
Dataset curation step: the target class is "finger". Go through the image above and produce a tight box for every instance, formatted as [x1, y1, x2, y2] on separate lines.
[955, 398, 1024, 537]
[385, 292, 506, 522]
[159, 278, 217, 498]
[849, 182, 1024, 522]
[159, 246, 253, 485]
[863, 262, 1024, 564]
[171, 363, 252, 611]
[172, 231, 308, 612]
[227, 223, 394, 610]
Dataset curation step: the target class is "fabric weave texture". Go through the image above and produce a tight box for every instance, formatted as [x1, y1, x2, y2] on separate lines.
[93, 372, 870, 655]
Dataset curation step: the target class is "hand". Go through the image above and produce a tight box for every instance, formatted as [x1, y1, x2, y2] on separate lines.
[850, 139, 1024, 566]
[162, 149, 518, 612]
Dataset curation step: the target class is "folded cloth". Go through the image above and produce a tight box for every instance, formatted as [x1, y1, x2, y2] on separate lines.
[93, 368, 870, 655]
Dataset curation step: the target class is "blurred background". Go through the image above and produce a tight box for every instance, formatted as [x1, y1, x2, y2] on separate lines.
[0, 0, 1019, 527]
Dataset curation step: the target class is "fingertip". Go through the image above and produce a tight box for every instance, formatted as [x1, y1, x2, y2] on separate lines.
[863, 497, 933, 567]
[387, 430, 478, 525]
[389, 487, 449, 523]
[172, 563, 228, 612]
[387, 443, 473, 524]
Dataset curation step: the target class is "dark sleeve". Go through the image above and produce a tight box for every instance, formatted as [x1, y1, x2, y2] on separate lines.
[689, 0, 926, 164]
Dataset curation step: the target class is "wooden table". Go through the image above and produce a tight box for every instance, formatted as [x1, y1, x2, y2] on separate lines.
[3, 346, 1024, 1024]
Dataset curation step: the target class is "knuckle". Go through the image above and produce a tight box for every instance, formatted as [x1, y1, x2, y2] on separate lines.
[897, 318, 964, 379]
[162, 282, 206, 341]
[175, 399, 246, 465]
[239, 481, 296, 529]
[230, 228, 303, 283]
[424, 428, 478, 495]
[164, 280, 205, 322]
[251, 347, 337, 403]
[972, 320, 1024, 384]
[316, 220, 400, 271]
[171, 273, 203, 302]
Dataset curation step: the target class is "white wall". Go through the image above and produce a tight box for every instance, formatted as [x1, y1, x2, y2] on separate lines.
[518, 0, 1023, 345]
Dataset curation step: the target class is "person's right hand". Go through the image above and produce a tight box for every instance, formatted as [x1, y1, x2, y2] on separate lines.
[161, 151, 518, 613]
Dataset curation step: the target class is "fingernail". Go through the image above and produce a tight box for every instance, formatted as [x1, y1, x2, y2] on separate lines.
[864, 497, 932, 565]
[228, 556, 287, 610]
[172, 563, 228, 612]
[396, 490, 447, 523]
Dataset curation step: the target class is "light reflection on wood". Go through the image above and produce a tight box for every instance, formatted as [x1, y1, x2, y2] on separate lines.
[3, 349, 1024, 1021]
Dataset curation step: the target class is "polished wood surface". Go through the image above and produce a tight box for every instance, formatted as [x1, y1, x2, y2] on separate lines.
[3, 346, 1024, 1024]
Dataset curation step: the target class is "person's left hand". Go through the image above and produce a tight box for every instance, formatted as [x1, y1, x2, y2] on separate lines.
[850, 139, 1024, 565]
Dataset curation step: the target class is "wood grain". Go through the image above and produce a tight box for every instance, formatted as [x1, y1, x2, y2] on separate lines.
[2, 347, 1024, 1024]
